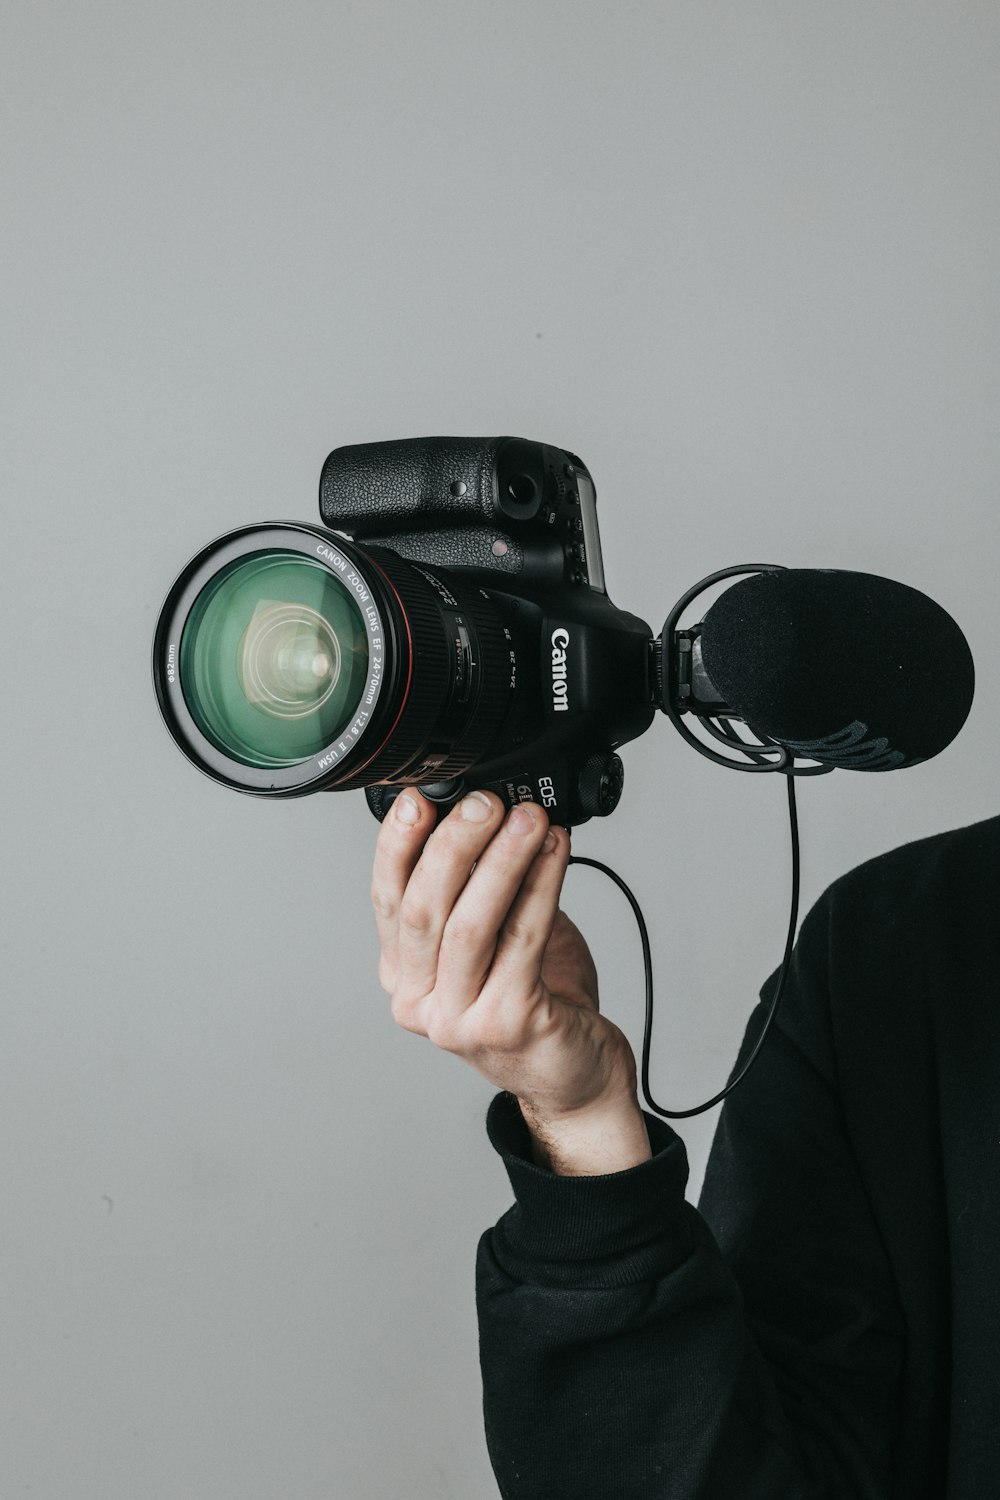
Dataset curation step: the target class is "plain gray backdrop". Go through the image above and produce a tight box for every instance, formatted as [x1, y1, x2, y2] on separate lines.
[3, 2, 998, 1495]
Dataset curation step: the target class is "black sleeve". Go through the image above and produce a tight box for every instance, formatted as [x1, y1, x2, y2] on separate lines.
[475, 897, 903, 1499]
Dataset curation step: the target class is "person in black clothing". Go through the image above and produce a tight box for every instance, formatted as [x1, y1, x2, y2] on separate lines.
[370, 781, 999, 1498]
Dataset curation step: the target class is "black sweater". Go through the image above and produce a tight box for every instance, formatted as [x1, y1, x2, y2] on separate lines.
[476, 814, 1000, 1498]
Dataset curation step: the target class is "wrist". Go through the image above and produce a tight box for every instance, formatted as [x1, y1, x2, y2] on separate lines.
[518, 1094, 652, 1177]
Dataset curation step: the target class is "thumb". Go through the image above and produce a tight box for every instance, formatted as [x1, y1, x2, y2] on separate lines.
[541, 910, 600, 1009]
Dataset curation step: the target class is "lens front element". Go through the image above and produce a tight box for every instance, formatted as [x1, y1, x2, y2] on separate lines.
[237, 601, 341, 720]
[180, 552, 369, 768]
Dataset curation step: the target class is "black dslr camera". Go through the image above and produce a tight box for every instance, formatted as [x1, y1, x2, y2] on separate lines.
[154, 435, 977, 824]
[153, 437, 659, 826]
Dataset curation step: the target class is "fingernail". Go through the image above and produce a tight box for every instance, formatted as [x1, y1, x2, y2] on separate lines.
[460, 791, 493, 822]
[395, 793, 419, 825]
[542, 829, 557, 853]
[507, 805, 536, 835]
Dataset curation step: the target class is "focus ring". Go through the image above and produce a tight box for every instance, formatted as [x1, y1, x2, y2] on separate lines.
[422, 591, 513, 781]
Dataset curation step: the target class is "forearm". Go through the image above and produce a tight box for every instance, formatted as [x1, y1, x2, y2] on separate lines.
[479, 1221, 821, 1500]
[477, 1094, 822, 1500]
[517, 1092, 653, 1175]
[479, 1013, 902, 1499]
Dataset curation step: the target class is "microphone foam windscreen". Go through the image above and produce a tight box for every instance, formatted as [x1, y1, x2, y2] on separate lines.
[699, 569, 975, 769]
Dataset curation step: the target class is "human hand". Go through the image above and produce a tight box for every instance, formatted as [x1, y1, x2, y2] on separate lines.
[370, 787, 641, 1124]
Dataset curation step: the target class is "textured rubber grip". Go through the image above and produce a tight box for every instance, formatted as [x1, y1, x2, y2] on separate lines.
[319, 437, 509, 536]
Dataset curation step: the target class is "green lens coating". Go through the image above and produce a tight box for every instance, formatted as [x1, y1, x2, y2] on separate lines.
[179, 551, 371, 768]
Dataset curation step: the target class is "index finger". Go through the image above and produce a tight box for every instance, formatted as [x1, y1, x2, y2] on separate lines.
[370, 787, 437, 959]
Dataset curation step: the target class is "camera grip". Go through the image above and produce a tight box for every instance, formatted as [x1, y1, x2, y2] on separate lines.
[320, 437, 509, 536]
[365, 781, 466, 823]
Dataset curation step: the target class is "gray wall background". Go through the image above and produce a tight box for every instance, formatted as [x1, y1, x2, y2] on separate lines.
[3, 2, 998, 1495]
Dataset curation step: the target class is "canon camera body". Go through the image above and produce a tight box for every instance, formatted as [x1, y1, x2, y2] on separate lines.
[153, 437, 657, 827]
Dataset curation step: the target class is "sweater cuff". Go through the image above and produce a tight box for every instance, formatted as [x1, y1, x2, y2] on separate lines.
[484, 1091, 694, 1276]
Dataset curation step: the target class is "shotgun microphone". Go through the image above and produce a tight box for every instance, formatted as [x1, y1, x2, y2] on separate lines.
[691, 568, 975, 770]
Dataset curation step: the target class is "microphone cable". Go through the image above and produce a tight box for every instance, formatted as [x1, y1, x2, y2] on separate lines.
[567, 771, 800, 1120]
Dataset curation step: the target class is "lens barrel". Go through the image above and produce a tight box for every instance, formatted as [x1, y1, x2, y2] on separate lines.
[153, 524, 513, 795]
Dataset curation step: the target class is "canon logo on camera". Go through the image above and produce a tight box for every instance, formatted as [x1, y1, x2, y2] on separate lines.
[551, 628, 570, 713]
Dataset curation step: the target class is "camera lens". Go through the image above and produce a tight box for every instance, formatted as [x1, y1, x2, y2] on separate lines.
[154, 524, 514, 796]
[179, 552, 369, 769]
